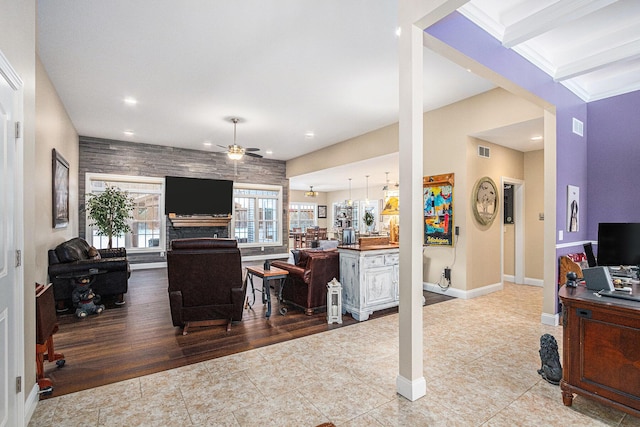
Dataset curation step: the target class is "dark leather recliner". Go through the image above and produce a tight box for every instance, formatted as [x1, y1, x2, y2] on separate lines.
[271, 249, 339, 315]
[167, 238, 246, 334]
[48, 237, 130, 311]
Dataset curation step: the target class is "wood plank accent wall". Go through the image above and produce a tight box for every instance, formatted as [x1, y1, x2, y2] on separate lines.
[79, 136, 289, 263]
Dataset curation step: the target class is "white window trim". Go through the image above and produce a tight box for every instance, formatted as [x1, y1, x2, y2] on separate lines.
[289, 202, 318, 229]
[232, 182, 283, 248]
[85, 173, 166, 253]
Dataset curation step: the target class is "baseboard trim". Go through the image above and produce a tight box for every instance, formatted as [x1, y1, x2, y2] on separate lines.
[503, 274, 543, 287]
[423, 281, 503, 299]
[541, 312, 559, 326]
[24, 383, 39, 425]
[396, 374, 426, 401]
[130, 262, 166, 271]
[242, 253, 290, 262]
[525, 278, 544, 287]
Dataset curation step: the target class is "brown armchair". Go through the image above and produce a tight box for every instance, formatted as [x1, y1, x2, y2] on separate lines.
[167, 238, 246, 334]
[271, 249, 339, 315]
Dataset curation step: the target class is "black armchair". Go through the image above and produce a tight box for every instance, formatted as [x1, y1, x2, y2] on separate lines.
[167, 238, 247, 334]
[48, 237, 130, 311]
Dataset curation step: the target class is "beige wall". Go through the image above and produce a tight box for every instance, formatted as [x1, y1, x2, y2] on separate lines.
[503, 224, 515, 275]
[36, 56, 80, 268]
[465, 138, 524, 289]
[288, 87, 544, 293]
[286, 123, 399, 178]
[422, 88, 541, 290]
[525, 150, 544, 280]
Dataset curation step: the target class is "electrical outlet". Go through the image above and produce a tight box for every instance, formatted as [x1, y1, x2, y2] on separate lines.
[455, 226, 459, 236]
[261, 246, 264, 251]
[214, 233, 218, 238]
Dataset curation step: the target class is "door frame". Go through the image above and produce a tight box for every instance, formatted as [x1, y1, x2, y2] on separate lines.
[501, 177, 524, 284]
[0, 49, 25, 427]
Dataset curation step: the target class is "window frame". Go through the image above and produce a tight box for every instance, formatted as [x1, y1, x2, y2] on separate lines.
[288, 202, 318, 231]
[231, 183, 283, 248]
[85, 173, 165, 253]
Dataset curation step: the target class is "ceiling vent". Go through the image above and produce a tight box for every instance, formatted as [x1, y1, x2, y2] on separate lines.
[478, 145, 490, 158]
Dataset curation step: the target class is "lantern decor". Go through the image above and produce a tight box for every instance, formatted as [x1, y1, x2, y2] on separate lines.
[327, 277, 342, 324]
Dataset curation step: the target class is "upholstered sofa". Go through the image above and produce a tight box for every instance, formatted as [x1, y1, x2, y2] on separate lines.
[167, 238, 246, 334]
[271, 249, 339, 315]
[48, 237, 130, 311]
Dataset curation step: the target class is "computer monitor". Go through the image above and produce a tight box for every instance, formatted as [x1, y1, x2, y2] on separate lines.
[596, 223, 640, 267]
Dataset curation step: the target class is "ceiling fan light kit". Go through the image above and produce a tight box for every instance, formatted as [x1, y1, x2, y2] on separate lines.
[223, 117, 262, 160]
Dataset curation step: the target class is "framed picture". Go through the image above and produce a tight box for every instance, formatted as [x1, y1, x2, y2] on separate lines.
[52, 148, 69, 228]
[423, 173, 454, 246]
[567, 185, 579, 232]
[318, 205, 327, 219]
[472, 176, 498, 226]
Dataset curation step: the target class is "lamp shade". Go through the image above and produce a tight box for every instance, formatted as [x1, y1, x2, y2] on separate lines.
[381, 196, 399, 215]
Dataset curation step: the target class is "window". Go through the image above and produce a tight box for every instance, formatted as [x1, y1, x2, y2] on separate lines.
[289, 202, 316, 230]
[233, 184, 282, 246]
[86, 174, 164, 251]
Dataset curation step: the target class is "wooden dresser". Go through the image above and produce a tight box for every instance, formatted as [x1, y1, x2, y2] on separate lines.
[559, 284, 640, 417]
[338, 244, 399, 321]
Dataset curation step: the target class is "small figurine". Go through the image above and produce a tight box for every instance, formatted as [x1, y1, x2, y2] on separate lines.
[565, 271, 578, 287]
[71, 277, 105, 318]
[538, 333, 562, 385]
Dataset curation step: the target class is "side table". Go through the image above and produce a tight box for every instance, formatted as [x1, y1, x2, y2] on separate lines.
[245, 265, 289, 318]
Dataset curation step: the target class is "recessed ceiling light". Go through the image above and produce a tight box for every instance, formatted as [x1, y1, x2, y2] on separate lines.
[266, 150, 273, 155]
[203, 141, 212, 147]
[124, 97, 138, 105]
[395, 27, 402, 37]
[305, 132, 314, 139]
[123, 130, 135, 137]
[531, 135, 543, 141]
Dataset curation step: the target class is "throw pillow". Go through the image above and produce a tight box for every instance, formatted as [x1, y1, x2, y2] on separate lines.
[290, 249, 300, 265]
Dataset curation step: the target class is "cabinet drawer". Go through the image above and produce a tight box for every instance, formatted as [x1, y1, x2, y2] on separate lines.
[385, 254, 399, 265]
[363, 255, 385, 268]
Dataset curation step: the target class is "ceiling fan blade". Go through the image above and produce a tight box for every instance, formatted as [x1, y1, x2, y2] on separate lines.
[245, 147, 260, 152]
[245, 152, 263, 158]
[217, 144, 229, 150]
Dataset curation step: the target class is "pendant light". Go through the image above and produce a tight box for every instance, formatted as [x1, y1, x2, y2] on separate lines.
[347, 178, 353, 206]
[304, 186, 318, 197]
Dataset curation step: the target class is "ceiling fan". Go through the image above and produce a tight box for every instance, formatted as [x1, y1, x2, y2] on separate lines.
[218, 118, 262, 160]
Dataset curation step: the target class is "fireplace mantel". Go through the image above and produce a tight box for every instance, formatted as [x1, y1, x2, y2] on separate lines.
[168, 214, 232, 227]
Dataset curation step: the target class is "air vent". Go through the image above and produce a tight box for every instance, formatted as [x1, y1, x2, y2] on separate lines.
[478, 145, 490, 158]
[572, 118, 584, 137]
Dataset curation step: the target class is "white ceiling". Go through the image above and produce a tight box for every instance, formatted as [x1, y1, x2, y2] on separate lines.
[37, 1, 640, 192]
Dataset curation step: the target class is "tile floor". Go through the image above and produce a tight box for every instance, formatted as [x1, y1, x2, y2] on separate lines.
[29, 283, 640, 426]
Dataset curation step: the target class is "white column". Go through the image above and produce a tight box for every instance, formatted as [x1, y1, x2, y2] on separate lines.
[396, 0, 469, 401]
[396, 1, 425, 401]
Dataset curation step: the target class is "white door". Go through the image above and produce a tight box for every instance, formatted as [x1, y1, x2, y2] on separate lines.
[0, 51, 23, 427]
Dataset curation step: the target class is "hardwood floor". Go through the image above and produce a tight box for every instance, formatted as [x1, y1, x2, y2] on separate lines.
[42, 267, 454, 398]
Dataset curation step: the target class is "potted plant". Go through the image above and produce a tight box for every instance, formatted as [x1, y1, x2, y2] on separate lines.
[86, 185, 134, 249]
[363, 210, 375, 234]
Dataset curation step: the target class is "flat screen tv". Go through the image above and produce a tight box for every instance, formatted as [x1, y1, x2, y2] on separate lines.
[165, 176, 233, 216]
[597, 223, 640, 266]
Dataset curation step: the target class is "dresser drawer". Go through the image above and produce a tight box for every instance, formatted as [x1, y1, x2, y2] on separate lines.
[385, 254, 399, 265]
[363, 255, 385, 268]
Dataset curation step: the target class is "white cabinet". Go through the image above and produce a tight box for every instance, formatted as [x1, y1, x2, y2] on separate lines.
[338, 247, 399, 321]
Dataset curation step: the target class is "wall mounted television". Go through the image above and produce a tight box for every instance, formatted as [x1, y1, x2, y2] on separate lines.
[597, 222, 640, 266]
[165, 176, 233, 216]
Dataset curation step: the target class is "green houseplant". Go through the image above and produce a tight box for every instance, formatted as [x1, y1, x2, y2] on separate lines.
[86, 185, 134, 249]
